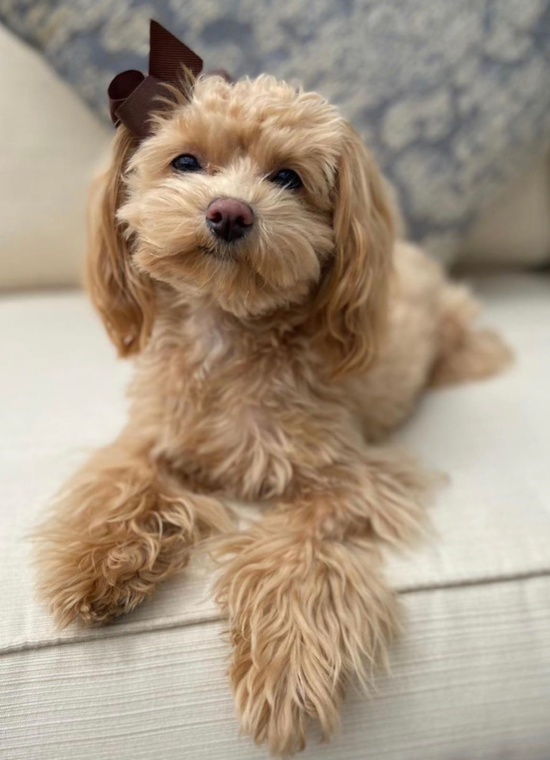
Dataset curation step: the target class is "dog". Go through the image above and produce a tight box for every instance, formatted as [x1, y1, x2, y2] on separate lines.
[34, 70, 510, 755]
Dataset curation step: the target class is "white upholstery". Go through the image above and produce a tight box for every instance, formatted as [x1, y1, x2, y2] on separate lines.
[1, 273, 550, 759]
[0, 25, 110, 290]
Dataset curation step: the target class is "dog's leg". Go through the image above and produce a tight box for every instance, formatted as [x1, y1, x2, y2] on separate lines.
[34, 432, 233, 626]
[213, 447, 430, 756]
[430, 283, 512, 387]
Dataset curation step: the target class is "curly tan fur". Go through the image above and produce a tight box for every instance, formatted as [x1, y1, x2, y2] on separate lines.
[86, 128, 156, 356]
[34, 73, 509, 754]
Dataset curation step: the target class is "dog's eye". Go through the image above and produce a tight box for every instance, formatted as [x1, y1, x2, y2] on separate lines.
[270, 168, 302, 190]
[172, 154, 202, 172]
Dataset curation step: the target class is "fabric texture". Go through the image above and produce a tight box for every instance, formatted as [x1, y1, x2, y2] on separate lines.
[1, 273, 550, 757]
[0, 24, 110, 290]
[2, 1, 550, 263]
[459, 152, 550, 267]
[2, 581, 549, 760]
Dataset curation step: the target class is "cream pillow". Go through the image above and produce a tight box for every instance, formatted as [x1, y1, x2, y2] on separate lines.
[459, 152, 550, 268]
[0, 25, 110, 290]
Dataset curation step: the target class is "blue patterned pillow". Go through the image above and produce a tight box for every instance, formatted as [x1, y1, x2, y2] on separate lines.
[3, 0, 550, 262]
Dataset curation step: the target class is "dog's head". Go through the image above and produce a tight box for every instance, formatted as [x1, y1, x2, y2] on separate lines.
[88, 74, 394, 377]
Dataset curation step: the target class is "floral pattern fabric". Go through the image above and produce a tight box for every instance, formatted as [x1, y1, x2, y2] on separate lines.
[3, 0, 550, 261]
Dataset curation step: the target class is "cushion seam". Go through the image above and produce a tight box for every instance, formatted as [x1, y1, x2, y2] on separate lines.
[2, 568, 549, 657]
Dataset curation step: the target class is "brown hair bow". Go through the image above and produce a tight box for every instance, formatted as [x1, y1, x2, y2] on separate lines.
[108, 20, 203, 139]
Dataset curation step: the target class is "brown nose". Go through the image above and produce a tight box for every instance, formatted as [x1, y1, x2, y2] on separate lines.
[206, 198, 254, 242]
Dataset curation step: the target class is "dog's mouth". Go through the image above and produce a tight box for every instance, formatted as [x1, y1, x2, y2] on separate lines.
[198, 242, 239, 262]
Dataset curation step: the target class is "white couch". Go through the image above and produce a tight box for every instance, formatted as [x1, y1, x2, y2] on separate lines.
[1, 25, 550, 760]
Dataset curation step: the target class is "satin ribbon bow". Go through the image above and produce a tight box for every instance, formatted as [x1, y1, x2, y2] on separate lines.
[108, 20, 203, 138]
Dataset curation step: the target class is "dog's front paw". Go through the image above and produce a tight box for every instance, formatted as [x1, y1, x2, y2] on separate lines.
[36, 531, 188, 626]
[229, 623, 340, 756]
[46, 568, 148, 627]
[215, 533, 341, 754]
[33, 468, 215, 627]
[214, 528, 396, 755]
[34, 503, 194, 627]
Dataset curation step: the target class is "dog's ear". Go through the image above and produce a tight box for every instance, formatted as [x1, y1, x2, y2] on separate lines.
[312, 123, 395, 378]
[86, 127, 155, 357]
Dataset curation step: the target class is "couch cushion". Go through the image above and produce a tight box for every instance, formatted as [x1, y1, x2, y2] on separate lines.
[459, 152, 550, 268]
[0, 25, 110, 290]
[3, 2, 550, 264]
[2, 579, 549, 759]
[0, 273, 549, 655]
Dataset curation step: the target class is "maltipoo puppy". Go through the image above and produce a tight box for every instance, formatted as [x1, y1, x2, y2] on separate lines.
[34, 27, 509, 755]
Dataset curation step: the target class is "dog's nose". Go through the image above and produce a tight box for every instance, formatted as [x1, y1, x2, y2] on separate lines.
[206, 198, 254, 242]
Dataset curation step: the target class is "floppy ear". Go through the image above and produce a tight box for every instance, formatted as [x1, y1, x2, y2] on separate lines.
[86, 127, 155, 357]
[312, 123, 395, 379]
